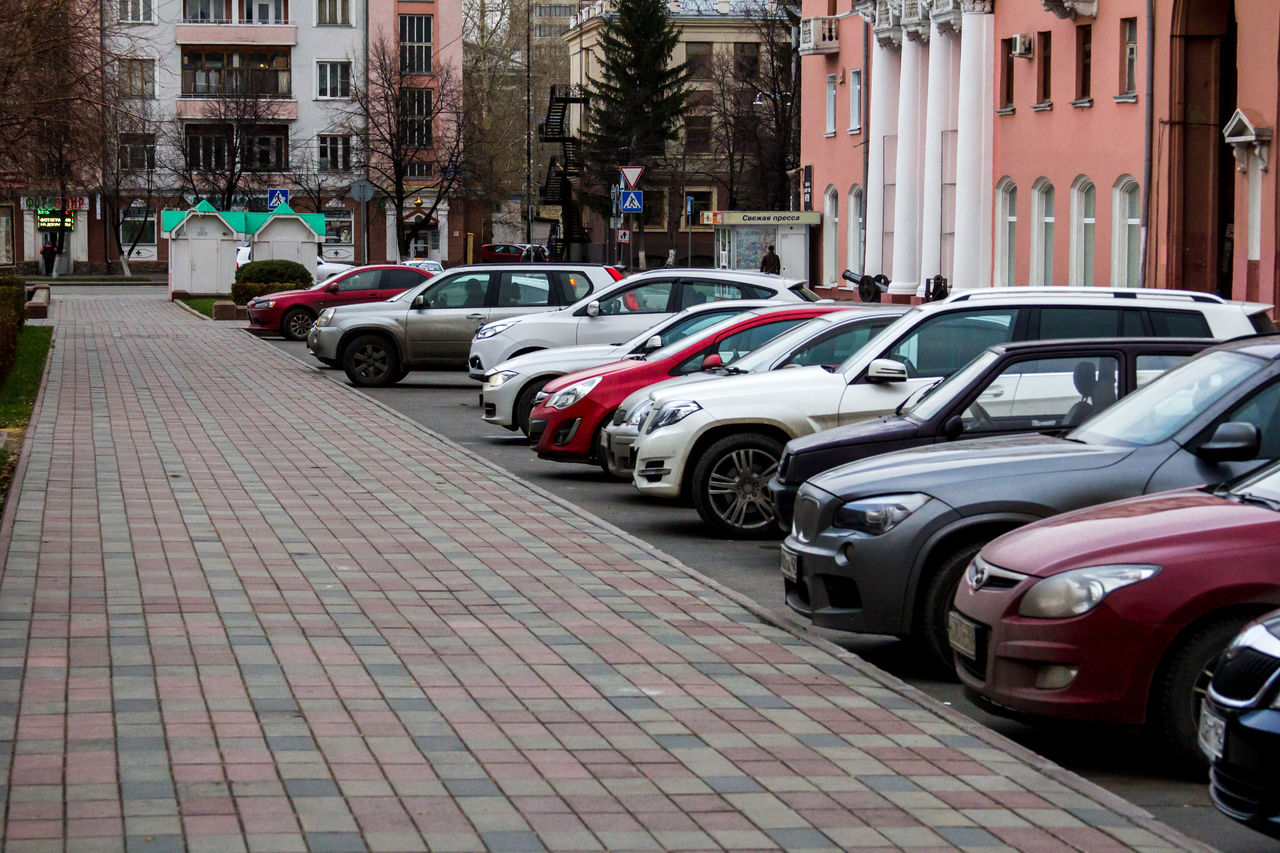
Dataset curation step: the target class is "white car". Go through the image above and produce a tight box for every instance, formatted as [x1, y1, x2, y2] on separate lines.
[405, 258, 445, 273]
[467, 268, 819, 381]
[315, 257, 354, 282]
[481, 300, 780, 436]
[629, 286, 1274, 538]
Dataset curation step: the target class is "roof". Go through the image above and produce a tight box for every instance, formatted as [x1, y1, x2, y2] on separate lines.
[161, 202, 324, 238]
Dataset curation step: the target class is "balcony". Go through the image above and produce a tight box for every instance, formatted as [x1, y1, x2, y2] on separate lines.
[175, 22, 297, 44]
[799, 16, 840, 55]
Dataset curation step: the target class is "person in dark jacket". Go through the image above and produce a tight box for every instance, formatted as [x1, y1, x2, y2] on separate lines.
[760, 245, 781, 275]
[40, 239, 58, 276]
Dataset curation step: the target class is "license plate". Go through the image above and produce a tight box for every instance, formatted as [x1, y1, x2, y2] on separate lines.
[1199, 701, 1226, 762]
[780, 547, 797, 582]
[947, 611, 978, 660]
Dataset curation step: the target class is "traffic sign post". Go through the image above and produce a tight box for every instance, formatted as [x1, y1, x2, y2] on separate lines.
[267, 188, 290, 209]
[685, 195, 694, 267]
[616, 228, 630, 244]
[620, 166, 644, 188]
[620, 190, 643, 214]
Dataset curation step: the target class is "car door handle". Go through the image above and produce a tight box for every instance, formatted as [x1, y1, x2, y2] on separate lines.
[467, 313, 485, 320]
[983, 387, 1005, 397]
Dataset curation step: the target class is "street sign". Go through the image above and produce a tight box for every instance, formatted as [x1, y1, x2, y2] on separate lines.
[349, 180, 375, 203]
[685, 195, 694, 216]
[616, 228, 631, 244]
[620, 190, 643, 213]
[620, 167, 644, 188]
[609, 216, 623, 229]
[267, 188, 290, 209]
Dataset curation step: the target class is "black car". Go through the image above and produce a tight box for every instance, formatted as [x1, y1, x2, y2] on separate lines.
[769, 337, 1214, 529]
[1204, 610, 1280, 840]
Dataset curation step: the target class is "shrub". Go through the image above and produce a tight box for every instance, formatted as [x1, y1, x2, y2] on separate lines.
[0, 282, 28, 385]
[234, 258, 311, 286]
[231, 280, 309, 305]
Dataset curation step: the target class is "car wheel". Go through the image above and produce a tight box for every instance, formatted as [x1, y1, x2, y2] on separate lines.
[515, 377, 552, 439]
[343, 334, 401, 387]
[591, 412, 616, 474]
[1154, 616, 1251, 767]
[691, 432, 784, 539]
[917, 541, 986, 675]
[281, 307, 316, 341]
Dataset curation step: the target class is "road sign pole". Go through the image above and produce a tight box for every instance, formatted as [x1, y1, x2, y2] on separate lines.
[686, 195, 692, 267]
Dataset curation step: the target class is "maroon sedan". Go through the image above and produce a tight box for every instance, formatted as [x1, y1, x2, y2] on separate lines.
[951, 462, 1280, 765]
[246, 265, 433, 341]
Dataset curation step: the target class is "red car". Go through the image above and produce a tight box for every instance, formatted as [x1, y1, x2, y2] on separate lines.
[528, 304, 847, 465]
[480, 243, 547, 263]
[952, 462, 1280, 765]
[246, 265, 433, 341]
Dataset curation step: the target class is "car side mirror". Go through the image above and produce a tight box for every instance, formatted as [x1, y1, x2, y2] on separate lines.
[700, 353, 724, 371]
[1197, 421, 1261, 463]
[866, 358, 908, 383]
[641, 334, 662, 352]
[412, 294, 430, 310]
[326, 283, 340, 293]
[586, 300, 601, 317]
[942, 415, 964, 439]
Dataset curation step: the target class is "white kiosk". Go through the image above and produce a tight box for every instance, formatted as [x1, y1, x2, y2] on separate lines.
[246, 203, 323, 271]
[705, 210, 821, 279]
[162, 201, 239, 297]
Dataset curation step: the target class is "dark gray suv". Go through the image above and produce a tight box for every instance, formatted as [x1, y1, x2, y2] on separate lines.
[782, 336, 1280, 670]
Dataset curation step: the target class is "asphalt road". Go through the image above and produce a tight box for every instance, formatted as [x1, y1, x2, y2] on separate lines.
[261, 336, 1269, 852]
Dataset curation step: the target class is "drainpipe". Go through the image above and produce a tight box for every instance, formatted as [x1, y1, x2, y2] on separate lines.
[1140, 0, 1154, 287]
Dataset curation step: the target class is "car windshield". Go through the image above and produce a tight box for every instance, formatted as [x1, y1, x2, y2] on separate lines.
[644, 312, 766, 362]
[1227, 460, 1280, 507]
[904, 349, 1002, 420]
[1070, 350, 1263, 447]
[835, 307, 923, 373]
[621, 309, 743, 353]
[728, 315, 836, 372]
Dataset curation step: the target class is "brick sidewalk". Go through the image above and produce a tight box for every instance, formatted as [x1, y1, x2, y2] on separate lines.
[0, 294, 1208, 852]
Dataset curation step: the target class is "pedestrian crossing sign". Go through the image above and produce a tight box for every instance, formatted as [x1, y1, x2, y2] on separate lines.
[620, 190, 643, 213]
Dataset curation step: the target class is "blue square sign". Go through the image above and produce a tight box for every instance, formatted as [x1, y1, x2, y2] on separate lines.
[267, 188, 290, 209]
[620, 190, 643, 213]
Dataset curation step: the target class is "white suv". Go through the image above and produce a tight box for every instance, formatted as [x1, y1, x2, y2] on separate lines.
[629, 287, 1275, 537]
[467, 268, 819, 380]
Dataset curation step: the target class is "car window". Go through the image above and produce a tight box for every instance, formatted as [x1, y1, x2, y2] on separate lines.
[1136, 353, 1191, 387]
[680, 279, 757, 307]
[562, 272, 593, 302]
[959, 355, 1120, 433]
[885, 309, 1019, 378]
[423, 272, 490, 308]
[497, 272, 554, 307]
[1222, 380, 1280, 459]
[337, 270, 382, 292]
[1149, 309, 1212, 337]
[782, 318, 895, 369]
[639, 309, 743, 352]
[672, 318, 806, 375]
[599, 280, 675, 315]
[381, 269, 426, 290]
[1038, 307, 1139, 338]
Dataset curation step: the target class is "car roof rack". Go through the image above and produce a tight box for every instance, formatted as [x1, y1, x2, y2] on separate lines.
[945, 287, 1228, 305]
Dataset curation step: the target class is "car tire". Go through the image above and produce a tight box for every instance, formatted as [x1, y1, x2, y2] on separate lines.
[343, 334, 401, 387]
[591, 412, 616, 475]
[281, 307, 316, 341]
[917, 541, 986, 675]
[1154, 616, 1250, 767]
[515, 377, 552, 439]
[691, 432, 784, 539]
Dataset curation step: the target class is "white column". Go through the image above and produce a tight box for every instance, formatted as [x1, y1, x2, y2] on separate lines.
[889, 35, 927, 295]
[951, 1, 995, 290]
[863, 41, 900, 279]
[919, 21, 957, 294]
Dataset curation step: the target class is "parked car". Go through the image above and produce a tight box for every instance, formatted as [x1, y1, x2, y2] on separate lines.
[527, 304, 857, 467]
[954, 459, 1280, 766]
[468, 269, 820, 381]
[247, 264, 433, 342]
[236, 245, 252, 268]
[315, 256, 354, 282]
[481, 243, 546, 263]
[632, 287, 1272, 537]
[1203, 608, 1280, 838]
[307, 264, 622, 384]
[768, 337, 1214, 529]
[482, 300, 783, 436]
[599, 307, 911, 480]
[405, 258, 445, 273]
[782, 335, 1280, 670]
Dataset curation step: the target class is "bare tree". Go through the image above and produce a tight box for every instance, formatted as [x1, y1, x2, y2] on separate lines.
[287, 145, 354, 214]
[742, 1, 800, 209]
[94, 92, 164, 276]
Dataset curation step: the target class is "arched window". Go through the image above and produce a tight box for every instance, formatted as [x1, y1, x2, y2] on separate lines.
[1030, 178, 1055, 285]
[823, 185, 839, 286]
[1112, 175, 1141, 286]
[846, 185, 864, 275]
[995, 178, 1017, 286]
[1070, 175, 1096, 285]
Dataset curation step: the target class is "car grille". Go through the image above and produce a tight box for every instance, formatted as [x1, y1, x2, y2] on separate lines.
[1211, 764, 1264, 819]
[1211, 647, 1280, 706]
[793, 495, 821, 543]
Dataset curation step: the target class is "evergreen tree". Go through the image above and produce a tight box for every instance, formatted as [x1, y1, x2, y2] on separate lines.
[579, 0, 690, 219]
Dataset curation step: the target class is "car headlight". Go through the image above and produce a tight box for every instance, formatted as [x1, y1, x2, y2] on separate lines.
[487, 370, 518, 389]
[545, 376, 602, 410]
[475, 320, 516, 340]
[254, 299, 276, 309]
[1018, 564, 1161, 619]
[832, 493, 929, 536]
[646, 400, 701, 434]
[314, 307, 335, 327]
[625, 398, 655, 427]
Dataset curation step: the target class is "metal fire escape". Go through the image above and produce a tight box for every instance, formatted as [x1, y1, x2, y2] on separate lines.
[537, 84, 589, 258]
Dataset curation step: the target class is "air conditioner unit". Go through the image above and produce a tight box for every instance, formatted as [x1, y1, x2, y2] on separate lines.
[1011, 33, 1034, 58]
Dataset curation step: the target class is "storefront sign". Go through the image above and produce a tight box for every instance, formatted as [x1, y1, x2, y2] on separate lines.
[35, 211, 77, 229]
[701, 211, 821, 226]
[21, 196, 89, 211]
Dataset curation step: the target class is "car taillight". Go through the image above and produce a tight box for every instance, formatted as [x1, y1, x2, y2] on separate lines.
[605, 266, 625, 281]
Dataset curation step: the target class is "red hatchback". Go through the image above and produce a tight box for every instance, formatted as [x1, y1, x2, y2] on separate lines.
[246, 265, 433, 341]
[528, 304, 847, 465]
[952, 462, 1280, 765]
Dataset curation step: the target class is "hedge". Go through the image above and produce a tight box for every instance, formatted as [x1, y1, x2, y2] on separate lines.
[230, 280, 312, 305]
[0, 276, 28, 386]
[234, 259, 312, 286]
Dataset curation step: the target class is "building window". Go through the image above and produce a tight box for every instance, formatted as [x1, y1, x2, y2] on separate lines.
[181, 49, 291, 97]
[1030, 179, 1054, 285]
[996, 178, 1017, 286]
[685, 115, 711, 154]
[1074, 24, 1091, 101]
[120, 209, 156, 245]
[119, 0, 152, 23]
[120, 59, 155, 98]
[686, 42, 712, 79]
[1112, 176, 1141, 286]
[1120, 17, 1137, 95]
[1070, 175, 1096, 285]
[825, 74, 837, 135]
[318, 135, 351, 170]
[733, 42, 758, 79]
[405, 161, 433, 179]
[400, 15, 432, 73]
[848, 68, 861, 132]
[642, 188, 667, 231]
[317, 0, 348, 24]
[245, 126, 288, 171]
[1036, 32, 1051, 104]
[847, 185, 864, 274]
[185, 127, 228, 170]
[119, 134, 156, 171]
[243, 0, 286, 24]
[999, 38, 1014, 109]
[324, 209, 353, 244]
[317, 61, 350, 98]
[823, 185, 838, 286]
[403, 88, 433, 147]
[185, 0, 229, 22]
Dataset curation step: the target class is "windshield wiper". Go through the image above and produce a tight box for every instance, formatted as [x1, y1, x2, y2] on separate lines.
[1231, 491, 1280, 512]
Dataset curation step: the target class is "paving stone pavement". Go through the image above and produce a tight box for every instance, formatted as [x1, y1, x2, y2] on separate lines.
[0, 293, 1214, 852]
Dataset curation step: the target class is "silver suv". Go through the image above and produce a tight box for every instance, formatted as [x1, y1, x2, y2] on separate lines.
[306, 263, 622, 386]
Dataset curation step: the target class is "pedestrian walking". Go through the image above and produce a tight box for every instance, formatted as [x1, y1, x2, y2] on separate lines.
[760, 244, 781, 275]
[40, 239, 58, 276]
